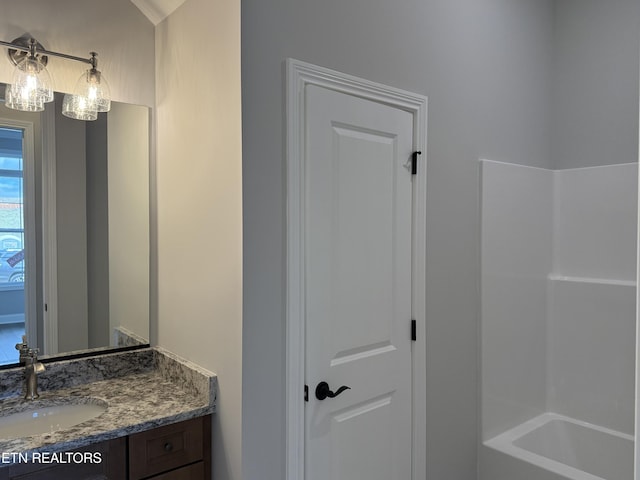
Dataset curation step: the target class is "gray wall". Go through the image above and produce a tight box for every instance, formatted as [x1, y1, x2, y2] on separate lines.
[86, 115, 110, 348]
[241, 0, 555, 479]
[55, 103, 88, 353]
[551, 0, 640, 169]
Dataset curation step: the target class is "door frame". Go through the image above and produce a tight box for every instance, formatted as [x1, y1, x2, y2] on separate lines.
[285, 58, 427, 480]
[0, 117, 37, 347]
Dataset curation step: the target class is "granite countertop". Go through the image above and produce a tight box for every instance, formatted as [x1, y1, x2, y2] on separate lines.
[0, 347, 217, 458]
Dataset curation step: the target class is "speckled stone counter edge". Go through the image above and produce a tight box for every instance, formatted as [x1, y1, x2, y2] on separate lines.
[153, 347, 217, 405]
[0, 347, 217, 407]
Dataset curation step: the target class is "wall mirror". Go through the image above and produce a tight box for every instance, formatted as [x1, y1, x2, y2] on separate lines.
[0, 86, 150, 367]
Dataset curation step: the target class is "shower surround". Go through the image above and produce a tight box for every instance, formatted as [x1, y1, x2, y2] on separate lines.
[480, 159, 637, 480]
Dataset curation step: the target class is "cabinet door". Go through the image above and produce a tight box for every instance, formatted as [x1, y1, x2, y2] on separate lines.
[129, 416, 209, 480]
[2, 437, 127, 480]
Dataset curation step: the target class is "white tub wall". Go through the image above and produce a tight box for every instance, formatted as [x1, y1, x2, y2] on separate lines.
[481, 160, 637, 442]
[482, 413, 635, 480]
[547, 279, 636, 435]
[480, 444, 573, 480]
[552, 163, 638, 281]
[547, 163, 637, 435]
[481, 160, 554, 440]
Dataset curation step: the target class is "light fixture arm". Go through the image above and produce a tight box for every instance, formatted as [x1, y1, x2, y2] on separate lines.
[30, 45, 94, 66]
[0, 35, 95, 68]
[89, 52, 98, 70]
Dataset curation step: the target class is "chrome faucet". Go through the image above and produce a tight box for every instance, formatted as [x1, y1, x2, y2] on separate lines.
[15, 337, 45, 400]
[15, 335, 29, 363]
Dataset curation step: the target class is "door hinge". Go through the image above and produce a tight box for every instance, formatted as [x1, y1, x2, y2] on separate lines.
[411, 151, 422, 175]
[304, 384, 309, 402]
[411, 319, 416, 341]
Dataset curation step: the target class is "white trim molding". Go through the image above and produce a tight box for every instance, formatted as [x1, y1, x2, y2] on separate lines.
[42, 104, 58, 355]
[634, 46, 640, 480]
[285, 58, 428, 480]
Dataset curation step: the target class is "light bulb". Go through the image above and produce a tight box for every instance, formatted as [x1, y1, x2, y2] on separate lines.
[5, 56, 53, 112]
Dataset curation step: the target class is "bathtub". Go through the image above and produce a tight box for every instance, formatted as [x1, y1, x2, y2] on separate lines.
[483, 413, 633, 480]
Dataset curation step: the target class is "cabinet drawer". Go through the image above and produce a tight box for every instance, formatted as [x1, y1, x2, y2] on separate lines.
[129, 417, 204, 480]
[148, 462, 205, 479]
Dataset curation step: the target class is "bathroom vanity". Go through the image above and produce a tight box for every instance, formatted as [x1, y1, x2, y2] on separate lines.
[0, 347, 216, 479]
[2, 415, 212, 479]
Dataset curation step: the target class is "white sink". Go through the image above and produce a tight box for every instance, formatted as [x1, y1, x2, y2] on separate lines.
[0, 399, 107, 440]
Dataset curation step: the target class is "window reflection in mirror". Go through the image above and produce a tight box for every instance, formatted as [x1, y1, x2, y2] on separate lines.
[0, 126, 27, 363]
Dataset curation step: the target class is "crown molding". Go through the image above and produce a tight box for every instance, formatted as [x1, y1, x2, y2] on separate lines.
[130, 0, 187, 25]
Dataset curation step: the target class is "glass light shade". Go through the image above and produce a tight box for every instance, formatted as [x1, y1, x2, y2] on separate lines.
[62, 93, 98, 121]
[5, 56, 53, 112]
[5, 84, 45, 112]
[75, 68, 111, 113]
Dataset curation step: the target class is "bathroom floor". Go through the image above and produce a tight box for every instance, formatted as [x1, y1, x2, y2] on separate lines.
[0, 323, 24, 364]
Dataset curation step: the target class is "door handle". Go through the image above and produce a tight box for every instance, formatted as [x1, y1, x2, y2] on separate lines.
[315, 381, 351, 400]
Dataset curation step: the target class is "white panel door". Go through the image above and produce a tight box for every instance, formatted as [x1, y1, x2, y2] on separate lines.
[304, 84, 414, 480]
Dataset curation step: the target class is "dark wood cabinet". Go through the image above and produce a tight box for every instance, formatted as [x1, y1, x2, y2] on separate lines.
[2, 437, 127, 479]
[143, 462, 205, 480]
[0, 415, 211, 480]
[129, 415, 211, 480]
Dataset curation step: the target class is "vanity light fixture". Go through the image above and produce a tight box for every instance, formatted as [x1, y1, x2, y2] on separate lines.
[0, 34, 111, 120]
[61, 52, 111, 121]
